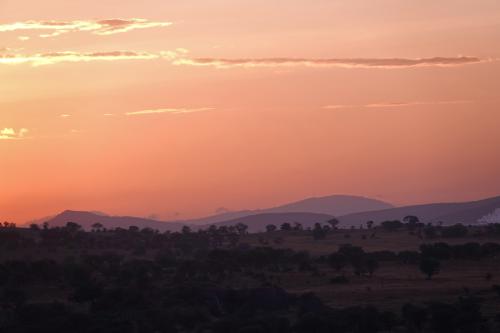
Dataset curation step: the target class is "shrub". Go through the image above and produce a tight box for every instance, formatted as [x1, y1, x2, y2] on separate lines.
[330, 276, 349, 284]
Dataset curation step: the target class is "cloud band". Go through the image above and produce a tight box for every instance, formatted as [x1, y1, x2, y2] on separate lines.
[0, 51, 158, 66]
[0, 128, 28, 140]
[0, 19, 171, 37]
[173, 56, 484, 69]
[125, 108, 213, 116]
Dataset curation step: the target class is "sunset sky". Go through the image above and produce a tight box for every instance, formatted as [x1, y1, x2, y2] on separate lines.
[1, 0, 500, 223]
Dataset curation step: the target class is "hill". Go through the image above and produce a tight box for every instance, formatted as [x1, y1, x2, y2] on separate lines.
[338, 195, 500, 226]
[31, 195, 391, 231]
[209, 212, 335, 232]
[179, 195, 393, 225]
[43, 210, 187, 232]
[264, 195, 393, 215]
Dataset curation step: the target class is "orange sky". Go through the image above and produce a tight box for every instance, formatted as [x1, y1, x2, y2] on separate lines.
[1, 0, 500, 223]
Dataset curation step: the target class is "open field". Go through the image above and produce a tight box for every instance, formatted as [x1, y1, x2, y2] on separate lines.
[2, 224, 500, 332]
[242, 228, 500, 254]
[239, 229, 500, 313]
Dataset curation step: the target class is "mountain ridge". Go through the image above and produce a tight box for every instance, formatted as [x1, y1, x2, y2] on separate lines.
[173, 194, 393, 225]
[338, 195, 500, 226]
[32, 194, 392, 231]
[31, 195, 500, 232]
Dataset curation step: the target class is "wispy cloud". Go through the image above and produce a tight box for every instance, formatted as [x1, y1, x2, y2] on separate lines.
[0, 18, 171, 37]
[324, 100, 474, 109]
[172, 56, 485, 69]
[125, 108, 213, 116]
[0, 128, 28, 140]
[0, 51, 158, 66]
[1, 49, 493, 70]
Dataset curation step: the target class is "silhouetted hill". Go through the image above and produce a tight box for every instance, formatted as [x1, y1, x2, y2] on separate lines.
[179, 195, 393, 225]
[209, 212, 335, 232]
[265, 195, 393, 215]
[43, 210, 187, 232]
[28, 195, 390, 232]
[338, 195, 500, 226]
[29, 195, 500, 232]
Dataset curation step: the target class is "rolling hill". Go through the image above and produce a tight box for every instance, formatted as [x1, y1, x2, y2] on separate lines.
[31, 195, 391, 232]
[338, 195, 500, 227]
[36, 195, 500, 232]
[177, 195, 393, 225]
[42, 210, 187, 232]
[208, 212, 335, 232]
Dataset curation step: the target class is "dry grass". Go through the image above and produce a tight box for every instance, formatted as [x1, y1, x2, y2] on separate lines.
[242, 229, 500, 311]
[242, 228, 500, 254]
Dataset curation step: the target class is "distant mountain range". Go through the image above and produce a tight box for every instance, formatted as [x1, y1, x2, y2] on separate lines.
[32, 194, 500, 232]
[35, 195, 391, 231]
[175, 195, 393, 225]
[338, 195, 500, 226]
[42, 210, 186, 232]
[209, 212, 335, 232]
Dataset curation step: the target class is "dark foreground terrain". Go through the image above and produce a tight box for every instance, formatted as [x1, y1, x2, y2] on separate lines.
[1, 219, 500, 332]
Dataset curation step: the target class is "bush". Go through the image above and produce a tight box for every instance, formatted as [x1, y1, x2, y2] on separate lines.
[330, 276, 349, 284]
[420, 243, 452, 260]
[419, 257, 441, 280]
[441, 224, 468, 238]
[380, 220, 403, 232]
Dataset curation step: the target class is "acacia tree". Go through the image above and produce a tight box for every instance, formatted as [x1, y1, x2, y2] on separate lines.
[91, 223, 103, 232]
[419, 257, 441, 280]
[402, 303, 428, 333]
[365, 257, 379, 277]
[65, 222, 82, 233]
[327, 218, 339, 229]
[29, 224, 40, 231]
[328, 253, 347, 271]
[381, 220, 403, 232]
[312, 223, 327, 240]
[266, 224, 277, 232]
[404, 216, 420, 231]
[235, 223, 248, 235]
[280, 223, 292, 231]
[403, 216, 420, 225]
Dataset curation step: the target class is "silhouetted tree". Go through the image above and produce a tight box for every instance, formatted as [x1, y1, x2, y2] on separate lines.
[419, 257, 441, 280]
[398, 251, 420, 265]
[424, 226, 437, 239]
[312, 223, 327, 240]
[280, 223, 292, 231]
[235, 223, 248, 235]
[441, 224, 468, 238]
[65, 222, 82, 233]
[381, 220, 403, 231]
[365, 257, 379, 277]
[266, 224, 277, 232]
[328, 253, 348, 271]
[404, 215, 420, 231]
[91, 223, 103, 232]
[404, 215, 420, 225]
[327, 218, 339, 229]
[402, 303, 427, 333]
